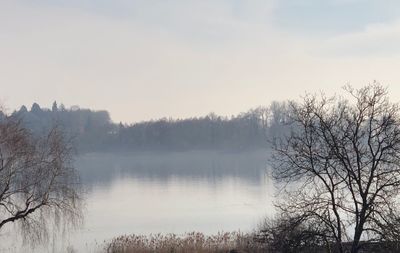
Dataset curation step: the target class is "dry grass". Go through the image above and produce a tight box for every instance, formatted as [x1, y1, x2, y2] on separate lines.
[104, 231, 266, 253]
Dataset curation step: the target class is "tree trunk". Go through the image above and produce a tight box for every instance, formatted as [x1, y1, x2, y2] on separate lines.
[351, 222, 364, 253]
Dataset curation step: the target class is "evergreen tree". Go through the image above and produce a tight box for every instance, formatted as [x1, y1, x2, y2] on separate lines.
[19, 105, 28, 113]
[52, 101, 58, 112]
[30, 103, 42, 114]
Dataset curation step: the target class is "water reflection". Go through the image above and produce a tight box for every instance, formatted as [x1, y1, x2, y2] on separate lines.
[77, 150, 270, 186]
[8, 150, 275, 253]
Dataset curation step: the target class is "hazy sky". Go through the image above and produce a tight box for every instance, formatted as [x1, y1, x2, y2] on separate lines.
[2, 0, 400, 123]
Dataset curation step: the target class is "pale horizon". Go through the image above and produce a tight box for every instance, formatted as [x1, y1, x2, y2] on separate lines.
[2, 1, 400, 122]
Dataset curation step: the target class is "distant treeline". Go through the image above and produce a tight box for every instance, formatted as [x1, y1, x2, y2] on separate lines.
[9, 101, 290, 152]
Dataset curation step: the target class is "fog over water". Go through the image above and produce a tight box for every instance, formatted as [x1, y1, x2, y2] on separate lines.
[5, 150, 274, 253]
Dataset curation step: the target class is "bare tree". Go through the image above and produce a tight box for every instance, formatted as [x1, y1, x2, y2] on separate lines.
[0, 114, 82, 244]
[256, 213, 332, 253]
[272, 83, 400, 253]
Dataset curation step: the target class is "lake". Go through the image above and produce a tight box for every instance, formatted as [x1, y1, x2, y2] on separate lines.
[5, 150, 275, 253]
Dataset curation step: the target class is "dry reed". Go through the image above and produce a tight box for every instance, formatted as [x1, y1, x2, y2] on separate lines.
[104, 231, 265, 253]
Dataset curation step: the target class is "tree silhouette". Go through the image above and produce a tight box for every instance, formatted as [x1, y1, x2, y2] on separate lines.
[52, 101, 58, 112]
[0, 114, 82, 243]
[272, 83, 400, 253]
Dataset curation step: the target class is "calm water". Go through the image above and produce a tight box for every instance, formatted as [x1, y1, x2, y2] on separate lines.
[7, 150, 275, 253]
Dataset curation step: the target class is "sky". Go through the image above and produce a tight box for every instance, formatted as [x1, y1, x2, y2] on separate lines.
[1, 0, 400, 123]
